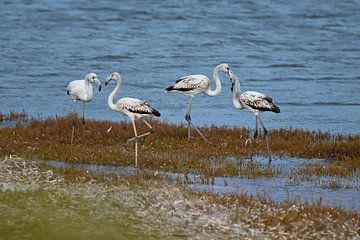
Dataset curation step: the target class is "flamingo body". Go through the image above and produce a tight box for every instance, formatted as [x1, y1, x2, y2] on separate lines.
[240, 91, 280, 113]
[229, 69, 280, 163]
[66, 73, 101, 145]
[66, 73, 101, 103]
[113, 97, 161, 119]
[165, 63, 231, 141]
[67, 80, 94, 102]
[165, 75, 210, 96]
[106, 72, 160, 167]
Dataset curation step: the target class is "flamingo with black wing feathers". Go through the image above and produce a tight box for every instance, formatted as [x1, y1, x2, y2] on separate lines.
[229, 69, 280, 163]
[165, 63, 231, 142]
[105, 72, 160, 167]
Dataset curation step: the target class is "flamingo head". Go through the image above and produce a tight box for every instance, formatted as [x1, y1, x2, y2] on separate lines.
[228, 69, 237, 92]
[105, 72, 121, 86]
[217, 63, 231, 74]
[86, 73, 101, 92]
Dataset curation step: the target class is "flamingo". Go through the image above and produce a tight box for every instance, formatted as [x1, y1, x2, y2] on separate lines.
[105, 72, 161, 167]
[165, 63, 231, 142]
[228, 69, 280, 164]
[66, 72, 101, 145]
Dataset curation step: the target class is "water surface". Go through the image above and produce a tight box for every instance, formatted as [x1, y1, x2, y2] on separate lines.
[1, 0, 360, 133]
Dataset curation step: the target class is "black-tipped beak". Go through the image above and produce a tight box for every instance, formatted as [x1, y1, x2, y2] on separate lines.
[105, 81, 108, 86]
[230, 81, 234, 92]
[98, 85, 102, 92]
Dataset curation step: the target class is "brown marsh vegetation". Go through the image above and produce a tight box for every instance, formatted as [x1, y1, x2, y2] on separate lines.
[0, 112, 359, 179]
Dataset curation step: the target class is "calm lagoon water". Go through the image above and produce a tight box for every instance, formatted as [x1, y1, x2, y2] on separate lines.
[1, 0, 360, 133]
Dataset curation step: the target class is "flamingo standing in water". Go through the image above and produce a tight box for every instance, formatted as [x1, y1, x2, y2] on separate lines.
[66, 72, 101, 145]
[228, 69, 280, 163]
[105, 72, 161, 167]
[165, 63, 231, 141]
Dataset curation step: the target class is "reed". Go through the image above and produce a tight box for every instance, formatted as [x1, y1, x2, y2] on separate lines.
[0, 111, 28, 122]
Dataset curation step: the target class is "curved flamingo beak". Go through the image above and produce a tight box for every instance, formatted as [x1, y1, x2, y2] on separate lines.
[228, 69, 236, 92]
[105, 74, 114, 86]
[94, 79, 102, 92]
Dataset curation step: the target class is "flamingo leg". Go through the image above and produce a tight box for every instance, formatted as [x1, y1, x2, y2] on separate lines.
[71, 123, 75, 145]
[123, 119, 154, 149]
[185, 96, 193, 139]
[71, 101, 77, 146]
[82, 101, 86, 125]
[258, 116, 272, 164]
[185, 96, 209, 142]
[130, 119, 138, 167]
[249, 113, 260, 161]
[142, 119, 155, 134]
[124, 119, 157, 167]
[80, 101, 87, 145]
[189, 122, 209, 142]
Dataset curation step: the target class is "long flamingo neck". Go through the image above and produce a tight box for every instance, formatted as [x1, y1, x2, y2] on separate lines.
[205, 66, 222, 96]
[232, 78, 243, 109]
[83, 78, 92, 99]
[84, 78, 91, 87]
[108, 79, 121, 111]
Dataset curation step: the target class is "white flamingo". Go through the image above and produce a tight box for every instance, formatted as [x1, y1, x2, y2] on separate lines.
[66, 72, 101, 145]
[228, 69, 280, 163]
[105, 72, 161, 167]
[165, 63, 231, 141]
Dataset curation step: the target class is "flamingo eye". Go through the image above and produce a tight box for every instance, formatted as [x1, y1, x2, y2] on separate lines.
[92, 76, 95, 79]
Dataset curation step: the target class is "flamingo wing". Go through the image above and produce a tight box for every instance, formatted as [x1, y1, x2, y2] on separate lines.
[117, 97, 161, 117]
[166, 75, 209, 93]
[67, 80, 90, 101]
[241, 91, 280, 113]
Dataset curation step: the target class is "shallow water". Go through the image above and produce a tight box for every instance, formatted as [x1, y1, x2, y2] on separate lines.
[40, 157, 360, 214]
[1, 0, 360, 133]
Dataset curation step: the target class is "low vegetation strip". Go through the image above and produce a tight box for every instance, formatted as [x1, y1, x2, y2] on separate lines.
[0, 112, 359, 178]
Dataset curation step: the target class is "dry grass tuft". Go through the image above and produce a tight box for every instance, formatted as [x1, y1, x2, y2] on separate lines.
[0, 156, 62, 186]
[0, 111, 28, 122]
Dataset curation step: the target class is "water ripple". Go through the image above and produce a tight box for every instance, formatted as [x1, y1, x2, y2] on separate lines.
[1, 0, 360, 133]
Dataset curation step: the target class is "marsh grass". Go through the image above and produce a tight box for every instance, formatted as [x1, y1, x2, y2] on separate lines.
[0, 111, 28, 122]
[196, 190, 359, 236]
[295, 162, 358, 178]
[0, 112, 359, 178]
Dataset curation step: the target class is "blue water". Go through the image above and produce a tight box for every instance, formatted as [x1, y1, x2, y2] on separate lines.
[1, 0, 360, 133]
